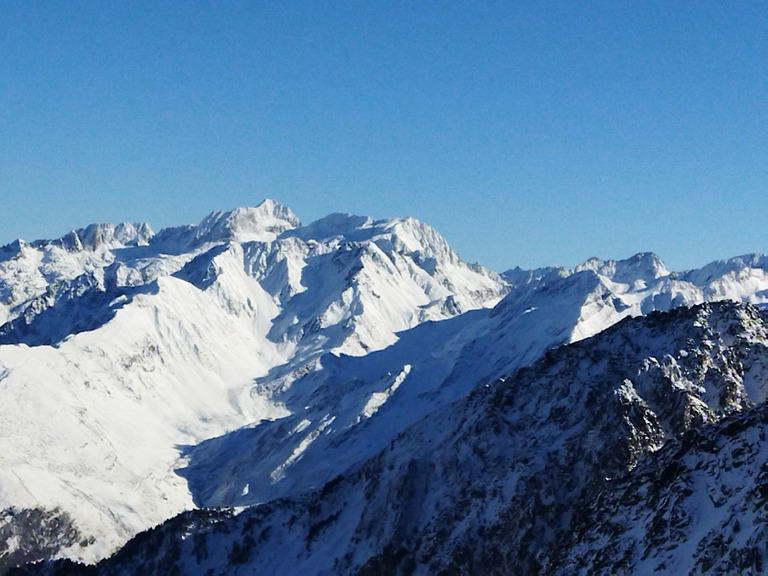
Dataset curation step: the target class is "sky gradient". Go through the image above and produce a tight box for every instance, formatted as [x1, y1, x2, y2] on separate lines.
[1, 1, 766, 272]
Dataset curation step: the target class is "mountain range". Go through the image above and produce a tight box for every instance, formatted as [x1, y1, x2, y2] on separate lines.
[1, 200, 767, 574]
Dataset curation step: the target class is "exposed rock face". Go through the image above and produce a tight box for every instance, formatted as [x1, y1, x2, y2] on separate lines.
[554, 404, 768, 575]
[0, 508, 82, 575]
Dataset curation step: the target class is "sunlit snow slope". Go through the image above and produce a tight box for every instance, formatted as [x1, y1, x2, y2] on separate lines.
[1, 199, 767, 569]
[177, 251, 768, 512]
[37, 301, 768, 576]
[0, 200, 508, 564]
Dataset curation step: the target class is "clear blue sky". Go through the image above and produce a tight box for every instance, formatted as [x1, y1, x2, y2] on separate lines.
[1, 1, 766, 272]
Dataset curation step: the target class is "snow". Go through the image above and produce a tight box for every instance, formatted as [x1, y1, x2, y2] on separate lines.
[194, 200, 300, 245]
[1, 200, 767, 569]
[0, 271, 291, 561]
[0, 200, 510, 563]
[358, 364, 411, 421]
[270, 414, 336, 482]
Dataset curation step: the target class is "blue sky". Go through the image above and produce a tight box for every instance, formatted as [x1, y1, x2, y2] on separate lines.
[1, 1, 766, 271]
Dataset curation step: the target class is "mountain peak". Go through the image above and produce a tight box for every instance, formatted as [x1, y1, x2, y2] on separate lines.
[574, 252, 668, 284]
[195, 199, 300, 244]
[612, 252, 668, 282]
[254, 198, 301, 225]
[0, 239, 26, 259]
[42, 221, 155, 252]
[284, 212, 374, 243]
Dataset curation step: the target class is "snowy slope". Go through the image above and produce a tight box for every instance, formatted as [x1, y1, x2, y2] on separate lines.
[0, 200, 508, 566]
[1, 200, 767, 571]
[176, 251, 768, 512]
[504, 251, 768, 343]
[0, 267, 290, 564]
[34, 301, 768, 575]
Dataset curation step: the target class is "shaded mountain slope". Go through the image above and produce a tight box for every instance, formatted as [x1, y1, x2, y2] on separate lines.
[24, 301, 767, 575]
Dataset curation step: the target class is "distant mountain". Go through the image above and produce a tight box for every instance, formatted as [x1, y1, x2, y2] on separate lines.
[1, 200, 767, 573]
[0, 199, 507, 351]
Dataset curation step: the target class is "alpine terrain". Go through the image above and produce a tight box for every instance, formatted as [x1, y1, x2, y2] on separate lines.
[1, 200, 767, 574]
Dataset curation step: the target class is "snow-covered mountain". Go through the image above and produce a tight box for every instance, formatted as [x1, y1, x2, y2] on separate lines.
[1, 200, 767, 573]
[19, 301, 768, 575]
[0, 200, 508, 567]
[173, 249, 768, 514]
[0, 200, 507, 352]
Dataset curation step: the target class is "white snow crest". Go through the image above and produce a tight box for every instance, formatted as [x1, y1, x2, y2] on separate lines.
[358, 364, 412, 422]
